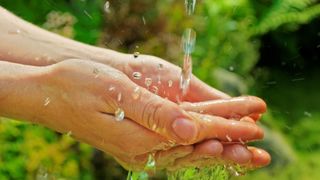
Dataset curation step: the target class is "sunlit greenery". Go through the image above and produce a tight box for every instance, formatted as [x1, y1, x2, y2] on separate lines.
[0, 0, 319, 179]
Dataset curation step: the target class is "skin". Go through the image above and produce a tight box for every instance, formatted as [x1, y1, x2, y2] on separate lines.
[0, 7, 271, 171]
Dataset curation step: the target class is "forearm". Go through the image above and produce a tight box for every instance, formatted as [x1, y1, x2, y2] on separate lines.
[0, 6, 123, 67]
[0, 61, 45, 122]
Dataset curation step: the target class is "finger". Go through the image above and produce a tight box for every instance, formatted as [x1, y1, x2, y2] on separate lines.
[222, 144, 252, 165]
[167, 140, 224, 170]
[240, 116, 256, 124]
[185, 75, 231, 102]
[188, 112, 264, 143]
[193, 139, 223, 157]
[168, 144, 269, 171]
[247, 146, 271, 168]
[180, 96, 266, 121]
[101, 72, 200, 144]
[166, 144, 250, 171]
[83, 113, 168, 156]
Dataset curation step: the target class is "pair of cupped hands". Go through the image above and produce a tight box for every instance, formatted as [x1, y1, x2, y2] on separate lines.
[34, 52, 270, 172]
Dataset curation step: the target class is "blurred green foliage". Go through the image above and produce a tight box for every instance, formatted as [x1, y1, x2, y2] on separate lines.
[0, 0, 319, 179]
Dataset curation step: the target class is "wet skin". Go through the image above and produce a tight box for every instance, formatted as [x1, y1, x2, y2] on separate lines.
[0, 7, 270, 171]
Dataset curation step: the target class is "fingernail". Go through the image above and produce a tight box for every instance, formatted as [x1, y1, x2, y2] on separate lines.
[172, 118, 197, 142]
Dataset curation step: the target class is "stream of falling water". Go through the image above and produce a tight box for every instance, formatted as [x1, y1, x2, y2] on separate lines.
[180, 1, 197, 96]
[125, 1, 246, 179]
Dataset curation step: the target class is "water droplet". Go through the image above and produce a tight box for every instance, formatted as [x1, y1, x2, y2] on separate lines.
[144, 153, 156, 172]
[200, 115, 211, 122]
[185, 0, 197, 15]
[227, 166, 240, 176]
[117, 93, 122, 102]
[142, 16, 146, 25]
[115, 108, 125, 121]
[157, 75, 161, 84]
[239, 138, 245, 144]
[152, 124, 157, 131]
[104, 1, 110, 13]
[145, 78, 152, 87]
[132, 86, 140, 100]
[66, 131, 72, 136]
[227, 165, 246, 177]
[304, 111, 312, 117]
[151, 86, 159, 95]
[83, 10, 93, 19]
[44, 97, 51, 106]
[168, 80, 173, 87]
[93, 68, 99, 78]
[108, 86, 115, 91]
[133, 51, 140, 58]
[8, 29, 21, 34]
[229, 66, 234, 71]
[132, 72, 142, 79]
[182, 28, 196, 54]
[157, 63, 163, 70]
[226, 135, 232, 142]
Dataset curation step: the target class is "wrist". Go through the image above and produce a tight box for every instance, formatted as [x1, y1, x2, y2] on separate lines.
[0, 61, 48, 123]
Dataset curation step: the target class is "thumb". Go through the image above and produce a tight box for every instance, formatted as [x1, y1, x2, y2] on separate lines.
[104, 76, 199, 145]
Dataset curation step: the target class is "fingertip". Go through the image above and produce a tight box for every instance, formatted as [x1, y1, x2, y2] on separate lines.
[249, 113, 262, 121]
[172, 118, 198, 144]
[240, 116, 256, 124]
[194, 139, 223, 156]
[222, 144, 252, 165]
[247, 96, 267, 114]
[248, 147, 271, 167]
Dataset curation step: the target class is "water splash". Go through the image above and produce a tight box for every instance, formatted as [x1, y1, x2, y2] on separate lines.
[144, 153, 156, 173]
[168, 165, 230, 180]
[66, 131, 72, 137]
[127, 171, 148, 180]
[115, 108, 125, 121]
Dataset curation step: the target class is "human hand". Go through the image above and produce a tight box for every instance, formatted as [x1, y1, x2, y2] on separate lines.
[0, 59, 268, 171]
[41, 59, 268, 170]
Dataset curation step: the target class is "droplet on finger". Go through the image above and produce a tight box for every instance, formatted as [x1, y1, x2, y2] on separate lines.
[115, 108, 125, 121]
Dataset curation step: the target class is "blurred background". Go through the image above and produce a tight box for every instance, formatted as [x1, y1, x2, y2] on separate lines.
[0, 0, 319, 179]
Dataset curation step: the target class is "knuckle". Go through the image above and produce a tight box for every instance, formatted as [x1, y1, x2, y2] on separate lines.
[141, 97, 163, 130]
